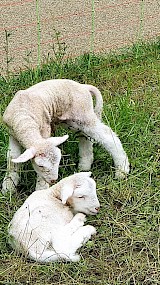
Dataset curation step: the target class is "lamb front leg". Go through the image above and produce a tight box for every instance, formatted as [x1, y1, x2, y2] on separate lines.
[83, 119, 130, 178]
[78, 136, 93, 171]
[2, 136, 21, 194]
[52, 214, 95, 262]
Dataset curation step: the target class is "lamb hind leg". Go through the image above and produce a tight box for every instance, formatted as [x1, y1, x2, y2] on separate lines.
[28, 248, 61, 263]
[69, 119, 129, 178]
[83, 119, 130, 178]
[2, 136, 21, 194]
[29, 248, 80, 263]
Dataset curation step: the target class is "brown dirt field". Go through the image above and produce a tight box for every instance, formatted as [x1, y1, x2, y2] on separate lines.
[0, 0, 159, 74]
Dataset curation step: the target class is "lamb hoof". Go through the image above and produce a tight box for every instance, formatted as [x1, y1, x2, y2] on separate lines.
[78, 160, 92, 171]
[83, 226, 97, 243]
[86, 225, 97, 236]
[115, 169, 129, 179]
[70, 254, 80, 262]
[115, 163, 130, 179]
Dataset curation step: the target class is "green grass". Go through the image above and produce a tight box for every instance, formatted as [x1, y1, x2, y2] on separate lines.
[0, 40, 160, 284]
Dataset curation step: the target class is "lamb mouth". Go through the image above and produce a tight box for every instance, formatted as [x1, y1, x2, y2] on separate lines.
[88, 210, 98, 215]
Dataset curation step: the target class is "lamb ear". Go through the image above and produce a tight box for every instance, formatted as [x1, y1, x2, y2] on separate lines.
[47, 135, 69, 146]
[60, 185, 74, 205]
[12, 147, 36, 163]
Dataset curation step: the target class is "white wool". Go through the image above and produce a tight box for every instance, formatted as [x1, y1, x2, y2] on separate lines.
[8, 172, 99, 262]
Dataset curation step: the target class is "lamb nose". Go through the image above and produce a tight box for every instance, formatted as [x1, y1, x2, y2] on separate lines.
[95, 207, 99, 212]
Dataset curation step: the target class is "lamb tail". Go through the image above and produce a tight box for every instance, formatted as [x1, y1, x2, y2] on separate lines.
[86, 85, 103, 119]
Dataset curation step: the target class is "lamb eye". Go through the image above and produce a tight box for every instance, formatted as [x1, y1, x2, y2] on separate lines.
[38, 165, 44, 168]
[78, 196, 85, 199]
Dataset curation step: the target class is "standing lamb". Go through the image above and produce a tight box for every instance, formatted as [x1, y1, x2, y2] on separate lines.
[2, 79, 129, 194]
[8, 172, 100, 262]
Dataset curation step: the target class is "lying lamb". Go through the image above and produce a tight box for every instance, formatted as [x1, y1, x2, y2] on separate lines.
[2, 79, 129, 194]
[8, 172, 100, 262]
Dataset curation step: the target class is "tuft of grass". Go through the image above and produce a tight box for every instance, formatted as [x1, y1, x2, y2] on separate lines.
[0, 40, 160, 284]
